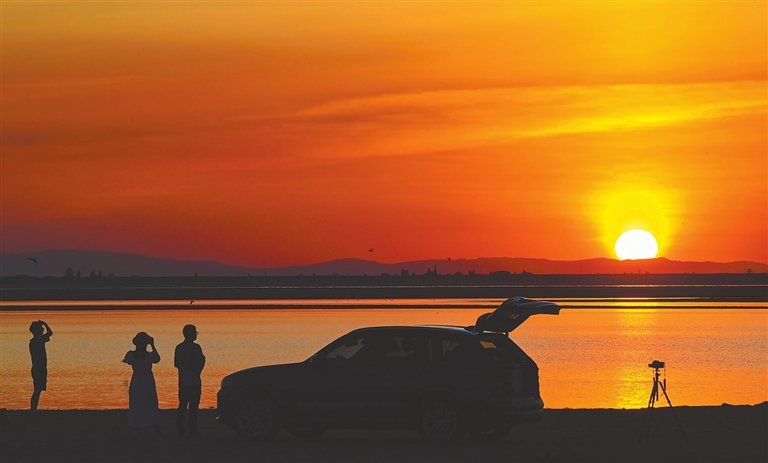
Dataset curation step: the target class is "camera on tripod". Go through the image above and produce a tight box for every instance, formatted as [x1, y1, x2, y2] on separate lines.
[640, 359, 686, 442]
[648, 360, 665, 369]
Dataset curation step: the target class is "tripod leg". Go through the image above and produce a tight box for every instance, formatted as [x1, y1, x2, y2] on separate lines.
[647, 380, 656, 408]
[659, 381, 673, 407]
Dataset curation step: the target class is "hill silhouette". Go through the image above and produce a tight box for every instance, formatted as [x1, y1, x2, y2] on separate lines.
[0, 250, 252, 278]
[1, 250, 765, 278]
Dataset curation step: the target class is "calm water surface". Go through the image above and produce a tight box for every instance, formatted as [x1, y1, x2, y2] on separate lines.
[1, 299, 766, 410]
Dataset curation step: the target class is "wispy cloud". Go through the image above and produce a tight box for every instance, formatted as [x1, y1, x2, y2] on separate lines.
[274, 80, 766, 159]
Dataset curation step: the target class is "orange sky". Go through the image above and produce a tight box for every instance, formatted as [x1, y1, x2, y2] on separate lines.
[2, 2, 766, 266]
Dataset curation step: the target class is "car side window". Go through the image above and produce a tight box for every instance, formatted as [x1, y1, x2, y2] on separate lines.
[432, 335, 473, 366]
[323, 332, 433, 372]
[354, 334, 399, 364]
[324, 333, 399, 364]
[385, 334, 430, 369]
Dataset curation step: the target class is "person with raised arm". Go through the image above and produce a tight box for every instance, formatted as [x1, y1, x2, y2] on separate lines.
[123, 332, 161, 434]
[29, 320, 53, 412]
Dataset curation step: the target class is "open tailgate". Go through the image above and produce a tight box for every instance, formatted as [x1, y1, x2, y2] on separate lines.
[473, 297, 560, 333]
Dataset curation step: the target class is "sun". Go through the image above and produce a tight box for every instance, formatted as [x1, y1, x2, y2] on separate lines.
[614, 229, 659, 260]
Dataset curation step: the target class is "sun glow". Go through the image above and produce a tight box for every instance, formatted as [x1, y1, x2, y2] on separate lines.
[614, 229, 659, 260]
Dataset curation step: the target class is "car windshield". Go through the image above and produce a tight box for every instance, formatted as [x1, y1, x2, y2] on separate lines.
[323, 336, 366, 360]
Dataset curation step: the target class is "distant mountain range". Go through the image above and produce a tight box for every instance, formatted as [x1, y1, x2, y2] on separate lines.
[1, 250, 765, 277]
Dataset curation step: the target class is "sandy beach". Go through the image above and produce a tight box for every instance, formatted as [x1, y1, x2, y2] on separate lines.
[1, 405, 765, 463]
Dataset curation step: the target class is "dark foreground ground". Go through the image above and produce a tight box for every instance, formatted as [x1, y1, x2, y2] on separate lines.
[1, 405, 766, 463]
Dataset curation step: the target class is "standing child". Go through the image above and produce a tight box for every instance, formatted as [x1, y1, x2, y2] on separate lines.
[29, 320, 53, 411]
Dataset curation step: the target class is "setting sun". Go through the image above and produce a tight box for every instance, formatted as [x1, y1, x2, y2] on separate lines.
[614, 229, 659, 260]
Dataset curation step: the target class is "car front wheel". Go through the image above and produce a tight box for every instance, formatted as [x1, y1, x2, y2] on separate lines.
[419, 395, 463, 442]
[235, 391, 281, 440]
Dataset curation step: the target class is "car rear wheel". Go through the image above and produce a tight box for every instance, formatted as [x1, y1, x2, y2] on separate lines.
[419, 395, 463, 442]
[234, 391, 281, 440]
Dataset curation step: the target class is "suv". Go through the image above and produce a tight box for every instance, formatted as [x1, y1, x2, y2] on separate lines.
[217, 297, 559, 441]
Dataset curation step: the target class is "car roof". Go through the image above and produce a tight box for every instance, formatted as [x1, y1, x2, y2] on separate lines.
[350, 325, 476, 336]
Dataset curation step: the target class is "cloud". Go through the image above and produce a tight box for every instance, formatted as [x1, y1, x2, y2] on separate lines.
[271, 80, 766, 159]
[4, 78, 764, 171]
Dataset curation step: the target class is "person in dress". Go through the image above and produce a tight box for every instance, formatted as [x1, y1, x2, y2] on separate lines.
[174, 324, 206, 437]
[29, 320, 53, 411]
[122, 332, 160, 432]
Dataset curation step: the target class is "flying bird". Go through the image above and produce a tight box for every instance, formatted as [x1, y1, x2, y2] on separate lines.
[27, 257, 38, 266]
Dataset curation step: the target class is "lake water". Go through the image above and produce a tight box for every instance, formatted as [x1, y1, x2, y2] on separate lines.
[1, 298, 766, 410]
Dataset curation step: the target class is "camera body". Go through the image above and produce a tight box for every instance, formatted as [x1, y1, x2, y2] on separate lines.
[648, 360, 665, 369]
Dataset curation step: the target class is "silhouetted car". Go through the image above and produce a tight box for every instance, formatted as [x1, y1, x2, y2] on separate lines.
[217, 297, 559, 441]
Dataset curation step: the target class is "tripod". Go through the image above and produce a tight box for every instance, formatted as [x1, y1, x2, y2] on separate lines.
[640, 364, 686, 442]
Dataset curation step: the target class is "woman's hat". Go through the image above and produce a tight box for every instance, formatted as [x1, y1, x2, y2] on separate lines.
[132, 331, 151, 346]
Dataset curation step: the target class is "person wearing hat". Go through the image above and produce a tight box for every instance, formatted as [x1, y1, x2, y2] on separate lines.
[174, 324, 206, 437]
[122, 332, 161, 432]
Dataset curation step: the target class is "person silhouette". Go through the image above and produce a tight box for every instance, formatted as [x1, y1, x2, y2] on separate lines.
[29, 320, 53, 411]
[174, 324, 205, 437]
[122, 332, 160, 433]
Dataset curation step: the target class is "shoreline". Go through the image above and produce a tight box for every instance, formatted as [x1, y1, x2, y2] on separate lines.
[3, 287, 767, 301]
[3, 274, 767, 302]
[1, 404, 766, 462]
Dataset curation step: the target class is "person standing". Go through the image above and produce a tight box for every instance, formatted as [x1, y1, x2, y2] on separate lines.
[123, 332, 160, 432]
[29, 320, 53, 411]
[174, 324, 205, 437]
